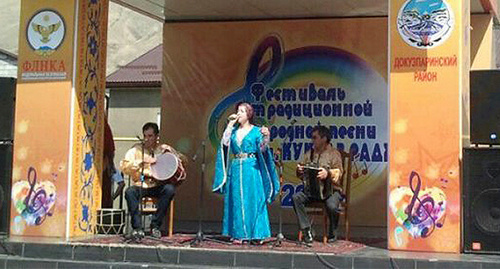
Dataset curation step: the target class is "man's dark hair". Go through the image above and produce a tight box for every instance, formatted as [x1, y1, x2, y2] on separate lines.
[142, 122, 159, 135]
[312, 125, 332, 144]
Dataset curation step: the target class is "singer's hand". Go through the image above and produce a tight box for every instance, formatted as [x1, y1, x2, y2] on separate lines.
[228, 114, 238, 125]
[261, 126, 270, 137]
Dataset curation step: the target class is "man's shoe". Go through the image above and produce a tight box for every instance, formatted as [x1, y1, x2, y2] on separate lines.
[303, 228, 313, 246]
[327, 235, 337, 244]
[151, 227, 162, 239]
[250, 239, 264, 245]
[132, 229, 145, 240]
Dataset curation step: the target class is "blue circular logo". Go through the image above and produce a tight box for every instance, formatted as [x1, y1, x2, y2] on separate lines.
[397, 0, 454, 49]
[27, 10, 66, 56]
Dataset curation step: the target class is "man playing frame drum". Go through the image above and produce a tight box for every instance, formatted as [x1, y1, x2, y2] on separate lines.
[121, 122, 186, 239]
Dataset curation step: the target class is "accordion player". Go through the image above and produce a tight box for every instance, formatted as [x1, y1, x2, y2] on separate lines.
[292, 126, 344, 245]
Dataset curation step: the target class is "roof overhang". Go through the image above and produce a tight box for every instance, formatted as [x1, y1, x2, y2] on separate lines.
[111, 0, 499, 22]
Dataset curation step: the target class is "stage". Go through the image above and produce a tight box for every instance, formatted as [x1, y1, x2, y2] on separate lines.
[0, 234, 498, 268]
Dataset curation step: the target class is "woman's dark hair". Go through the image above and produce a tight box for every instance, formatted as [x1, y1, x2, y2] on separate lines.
[235, 102, 254, 123]
[312, 125, 331, 143]
[142, 122, 159, 135]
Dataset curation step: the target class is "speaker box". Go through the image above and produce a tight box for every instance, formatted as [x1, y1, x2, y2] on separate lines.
[470, 70, 500, 145]
[0, 77, 15, 234]
[0, 77, 16, 140]
[463, 148, 500, 253]
[0, 144, 12, 234]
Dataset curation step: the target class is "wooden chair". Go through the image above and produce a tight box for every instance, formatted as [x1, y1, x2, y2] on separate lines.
[141, 197, 175, 237]
[122, 173, 176, 237]
[298, 149, 353, 243]
[298, 201, 329, 243]
[338, 150, 353, 241]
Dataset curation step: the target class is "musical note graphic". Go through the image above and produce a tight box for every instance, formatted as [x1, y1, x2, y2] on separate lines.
[208, 35, 284, 148]
[394, 226, 405, 246]
[361, 160, 368, 175]
[352, 153, 369, 179]
[440, 178, 448, 189]
[389, 170, 446, 239]
[11, 167, 56, 227]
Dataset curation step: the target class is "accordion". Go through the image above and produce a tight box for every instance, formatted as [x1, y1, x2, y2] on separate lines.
[302, 164, 332, 200]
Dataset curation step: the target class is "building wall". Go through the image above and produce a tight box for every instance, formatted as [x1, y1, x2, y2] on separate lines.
[0, 57, 17, 78]
[471, 15, 495, 70]
[107, 87, 161, 170]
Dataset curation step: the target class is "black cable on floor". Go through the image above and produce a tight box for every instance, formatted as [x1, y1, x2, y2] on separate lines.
[390, 257, 401, 269]
[0, 233, 14, 256]
[314, 251, 340, 269]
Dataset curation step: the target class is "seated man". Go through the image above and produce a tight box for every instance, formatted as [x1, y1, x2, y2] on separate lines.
[292, 125, 343, 245]
[121, 122, 186, 239]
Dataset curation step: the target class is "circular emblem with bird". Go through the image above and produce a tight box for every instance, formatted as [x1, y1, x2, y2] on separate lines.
[26, 10, 66, 57]
[397, 0, 454, 49]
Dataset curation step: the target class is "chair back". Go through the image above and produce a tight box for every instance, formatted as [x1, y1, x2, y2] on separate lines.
[338, 150, 353, 200]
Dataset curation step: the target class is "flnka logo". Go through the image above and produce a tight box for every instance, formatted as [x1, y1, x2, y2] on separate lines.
[397, 0, 454, 49]
[26, 10, 65, 57]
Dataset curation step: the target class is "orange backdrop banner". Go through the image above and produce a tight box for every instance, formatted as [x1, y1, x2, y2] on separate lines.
[11, 0, 108, 238]
[10, 0, 77, 238]
[69, 0, 108, 238]
[162, 18, 389, 227]
[388, 0, 468, 252]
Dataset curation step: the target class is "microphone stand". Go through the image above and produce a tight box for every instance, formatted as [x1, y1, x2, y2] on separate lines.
[123, 137, 146, 242]
[265, 121, 298, 247]
[140, 139, 146, 236]
[181, 138, 230, 246]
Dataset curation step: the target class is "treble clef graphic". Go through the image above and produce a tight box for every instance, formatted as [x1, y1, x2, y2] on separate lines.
[23, 167, 52, 225]
[208, 35, 284, 147]
[404, 171, 421, 219]
[404, 171, 444, 238]
[23, 167, 38, 210]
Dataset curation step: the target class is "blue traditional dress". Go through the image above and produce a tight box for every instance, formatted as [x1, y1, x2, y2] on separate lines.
[213, 125, 279, 240]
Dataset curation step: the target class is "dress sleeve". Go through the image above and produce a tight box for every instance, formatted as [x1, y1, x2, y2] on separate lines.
[221, 125, 233, 146]
[213, 130, 232, 194]
[258, 127, 270, 152]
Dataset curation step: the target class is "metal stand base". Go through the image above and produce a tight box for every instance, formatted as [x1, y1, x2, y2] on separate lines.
[180, 231, 231, 246]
